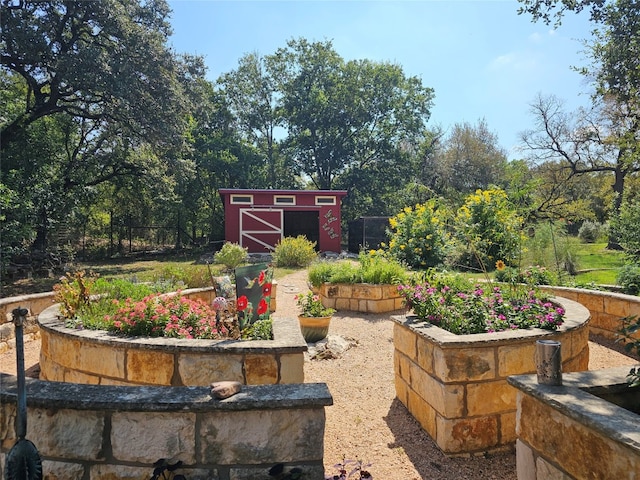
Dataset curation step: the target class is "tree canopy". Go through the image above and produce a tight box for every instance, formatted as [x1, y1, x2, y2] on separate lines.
[1, 0, 200, 152]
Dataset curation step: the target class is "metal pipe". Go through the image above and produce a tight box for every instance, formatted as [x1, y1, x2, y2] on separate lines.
[535, 339, 562, 386]
[12, 307, 29, 439]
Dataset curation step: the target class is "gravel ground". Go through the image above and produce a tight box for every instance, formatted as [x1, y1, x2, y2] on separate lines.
[1, 269, 638, 479]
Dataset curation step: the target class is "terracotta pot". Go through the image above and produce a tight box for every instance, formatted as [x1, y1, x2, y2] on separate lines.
[298, 315, 332, 343]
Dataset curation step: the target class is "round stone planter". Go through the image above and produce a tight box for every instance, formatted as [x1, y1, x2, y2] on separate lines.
[298, 315, 332, 343]
[38, 289, 306, 387]
[392, 295, 591, 456]
[318, 283, 403, 313]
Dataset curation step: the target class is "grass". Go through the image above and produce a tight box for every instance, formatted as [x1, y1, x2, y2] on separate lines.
[2, 251, 300, 297]
[446, 241, 627, 287]
[571, 242, 626, 285]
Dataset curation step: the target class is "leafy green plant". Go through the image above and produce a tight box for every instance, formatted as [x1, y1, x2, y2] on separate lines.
[295, 291, 336, 317]
[273, 236, 318, 267]
[308, 261, 337, 288]
[307, 252, 407, 287]
[357, 250, 407, 285]
[617, 264, 640, 295]
[494, 264, 558, 286]
[324, 261, 360, 284]
[617, 315, 640, 387]
[611, 198, 640, 262]
[53, 270, 98, 319]
[214, 242, 249, 270]
[240, 317, 273, 340]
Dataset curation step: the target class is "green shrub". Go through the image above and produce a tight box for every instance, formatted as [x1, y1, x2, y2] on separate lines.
[326, 261, 360, 284]
[612, 199, 640, 262]
[273, 236, 317, 268]
[617, 264, 640, 295]
[307, 251, 407, 286]
[240, 317, 273, 340]
[494, 265, 558, 286]
[308, 261, 337, 288]
[358, 250, 408, 284]
[214, 242, 248, 270]
[578, 221, 603, 243]
[386, 199, 449, 268]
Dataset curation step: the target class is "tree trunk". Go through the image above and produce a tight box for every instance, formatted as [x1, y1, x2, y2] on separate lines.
[32, 208, 49, 251]
[607, 158, 626, 250]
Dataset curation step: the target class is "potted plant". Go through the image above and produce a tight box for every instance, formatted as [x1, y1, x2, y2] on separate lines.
[295, 291, 336, 343]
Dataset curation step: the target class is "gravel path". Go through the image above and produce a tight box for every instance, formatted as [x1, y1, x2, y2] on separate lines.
[273, 270, 639, 480]
[1, 269, 638, 479]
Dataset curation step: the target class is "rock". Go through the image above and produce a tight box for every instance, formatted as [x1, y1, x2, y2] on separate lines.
[210, 381, 242, 399]
[307, 335, 358, 360]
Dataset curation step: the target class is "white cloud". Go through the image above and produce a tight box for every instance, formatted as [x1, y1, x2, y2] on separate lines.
[487, 51, 539, 73]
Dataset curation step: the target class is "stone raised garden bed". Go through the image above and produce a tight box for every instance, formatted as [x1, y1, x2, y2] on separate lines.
[318, 283, 404, 314]
[0, 372, 331, 480]
[509, 366, 640, 479]
[392, 296, 591, 455]
[38, 286, 305, 387]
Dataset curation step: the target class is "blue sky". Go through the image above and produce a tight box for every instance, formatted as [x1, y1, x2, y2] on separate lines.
[167, 0, 595, 158]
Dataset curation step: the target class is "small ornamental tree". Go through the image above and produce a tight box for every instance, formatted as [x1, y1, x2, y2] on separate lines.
[386, 199, 450, 269]
[449, 188, 524, 272]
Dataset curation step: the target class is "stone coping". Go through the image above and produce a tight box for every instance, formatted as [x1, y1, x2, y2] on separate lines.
[508, 366, 640, 453]
[0, 372, 333, 412]
[38, 302, 307, 355]
[392, 296, 588, 347]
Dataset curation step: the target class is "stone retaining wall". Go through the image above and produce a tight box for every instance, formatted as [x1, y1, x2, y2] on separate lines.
[38, 300, 306, 386]
[0, 292, 54, 354]
[539, 286, 640, 341]
[392, 296, 591, 456]
[0, 373, 332, 480]
[318, 283, 404, 313]
[509, 367, 640, 479]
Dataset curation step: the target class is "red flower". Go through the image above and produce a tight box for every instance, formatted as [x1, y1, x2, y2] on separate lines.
[262, 283, 272, 296]
[237, 295, 248, 311]
[258, 270, 266, 285]
[257, 298, 268, 315]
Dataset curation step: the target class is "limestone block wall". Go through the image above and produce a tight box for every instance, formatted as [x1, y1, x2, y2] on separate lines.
[0, 373, 332, 480]
[0, 292, 54, 354]
[539, 286, 640, 341]
[509, 367, 640, 480]
[38, 301, 306, 387]
[392, 296, 591, 456]
[319, 283, 404, 313]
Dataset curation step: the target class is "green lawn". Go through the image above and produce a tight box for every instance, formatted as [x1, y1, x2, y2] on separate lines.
[572, 242, 626, 285]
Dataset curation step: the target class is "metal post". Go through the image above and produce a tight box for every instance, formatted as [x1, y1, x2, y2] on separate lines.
[12, 307, 28, 439]
[535, 339, 562, 385]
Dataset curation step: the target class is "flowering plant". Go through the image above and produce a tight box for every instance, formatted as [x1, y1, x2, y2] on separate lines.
[105, 293, 229, 339]
[397, 275, 564, 335]
[295, 291, 335, 318]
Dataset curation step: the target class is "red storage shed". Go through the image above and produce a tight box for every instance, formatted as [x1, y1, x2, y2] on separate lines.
[219, 189, 348, 253]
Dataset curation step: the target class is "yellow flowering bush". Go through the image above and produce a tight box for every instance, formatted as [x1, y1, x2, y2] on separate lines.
[386, 199, 450, 268]
[449, 188, 524, 272]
